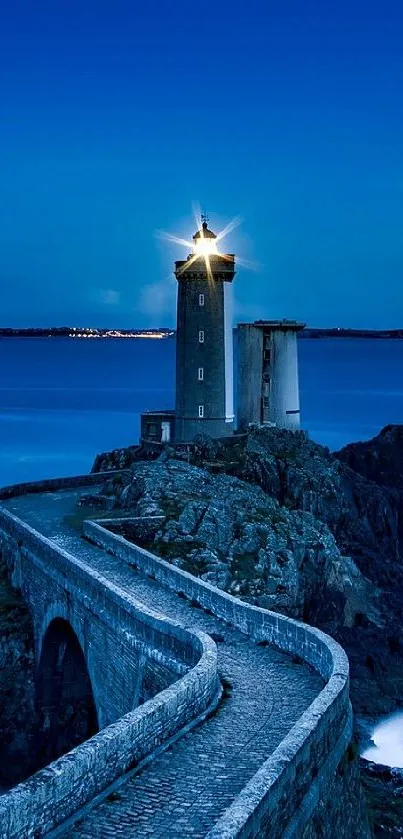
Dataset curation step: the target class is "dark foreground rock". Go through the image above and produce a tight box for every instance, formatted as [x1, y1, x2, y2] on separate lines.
[361, 760, 403, 839]
[0, 552, 37, 787]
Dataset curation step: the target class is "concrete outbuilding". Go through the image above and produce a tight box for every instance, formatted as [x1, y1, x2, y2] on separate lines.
[237, 320, 305, 431]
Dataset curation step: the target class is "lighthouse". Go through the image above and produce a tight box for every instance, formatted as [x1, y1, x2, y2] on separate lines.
[174, 216, 235, 442]
[140, 211, 304, 448]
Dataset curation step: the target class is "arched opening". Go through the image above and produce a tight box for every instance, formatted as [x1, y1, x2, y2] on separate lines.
[36, 618, 98, 767]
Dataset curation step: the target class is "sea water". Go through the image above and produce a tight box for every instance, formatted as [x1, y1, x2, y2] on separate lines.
[1, 336, 403, 485]
[1, 334, 403, 766]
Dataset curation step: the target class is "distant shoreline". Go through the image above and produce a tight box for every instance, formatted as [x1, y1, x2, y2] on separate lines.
[0, 328, 175, 339]
[0, 327, 402, 340]
[299, 329, 403, 339]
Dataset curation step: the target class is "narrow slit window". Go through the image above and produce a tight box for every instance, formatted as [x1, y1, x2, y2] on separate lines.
[198, 405, 204, 418]
[198, 367, 204, 381]
[199, 330, 204, 343]
[199, 293, 205, 306]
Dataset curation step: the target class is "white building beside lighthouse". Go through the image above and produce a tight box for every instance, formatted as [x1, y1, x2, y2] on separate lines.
[237, 320, 304, 431]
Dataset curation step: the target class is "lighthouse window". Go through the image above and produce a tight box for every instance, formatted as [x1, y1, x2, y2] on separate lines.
[198, 367, 204, 381]
[199, 330, 204, 343]
[199, 293, 205, 306]
[198, 405, 204, 418]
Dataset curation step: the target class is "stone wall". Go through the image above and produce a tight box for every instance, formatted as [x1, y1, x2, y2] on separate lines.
[299, 747, 370, 839]
[0, 471, 126, 502]
[0, 479, 218, 839]
[0, 474, 357, 839]
[84, 517, 353, 838]
[0, 509, 198, 727]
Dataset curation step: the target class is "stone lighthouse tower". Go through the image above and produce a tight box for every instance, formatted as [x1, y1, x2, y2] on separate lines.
[174, 217, 235, 442]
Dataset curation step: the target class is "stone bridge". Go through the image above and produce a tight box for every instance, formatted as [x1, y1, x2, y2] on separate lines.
[0, 473, 357, 838]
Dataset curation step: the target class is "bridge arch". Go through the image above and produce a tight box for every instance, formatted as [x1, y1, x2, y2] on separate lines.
[36, 617, 98, 767]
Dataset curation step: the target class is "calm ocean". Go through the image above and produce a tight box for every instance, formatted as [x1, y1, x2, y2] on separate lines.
[1, 336, 403, 486]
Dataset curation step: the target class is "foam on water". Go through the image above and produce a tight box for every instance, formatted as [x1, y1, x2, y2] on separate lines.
[362, 712, 403, 768]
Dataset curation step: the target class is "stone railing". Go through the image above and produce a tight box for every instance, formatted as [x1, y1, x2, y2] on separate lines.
[84, 517, 351, 839]
[0, 479, 219, 839]
[0, 470, 127, 502]
[0, 475, 351, 839]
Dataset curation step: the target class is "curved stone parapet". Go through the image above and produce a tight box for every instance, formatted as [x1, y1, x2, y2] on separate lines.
[0, 474, 351, 838]
[0, 471, 128, 502]
[0, 479, 219, 839]
[84, 517, 351, 838]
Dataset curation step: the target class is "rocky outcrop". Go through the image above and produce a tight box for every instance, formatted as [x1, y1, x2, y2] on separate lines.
[90, 457, 355, 623]
[222, 427, 403, 718]
[337, 424, 403, 491]
[92, 426, 403, 724]
[91, 444, 147, 473]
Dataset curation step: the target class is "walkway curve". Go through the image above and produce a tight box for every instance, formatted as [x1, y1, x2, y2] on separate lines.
[0, 474, 350, 839]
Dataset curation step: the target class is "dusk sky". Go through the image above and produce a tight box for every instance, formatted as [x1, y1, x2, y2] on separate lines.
[1, 0, 402, 328]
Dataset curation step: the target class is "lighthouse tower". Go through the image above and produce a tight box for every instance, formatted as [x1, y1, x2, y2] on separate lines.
[174, 217, 235, 442]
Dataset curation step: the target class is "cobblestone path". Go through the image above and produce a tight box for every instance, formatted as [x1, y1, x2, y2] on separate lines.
[5, 489, 324, 838]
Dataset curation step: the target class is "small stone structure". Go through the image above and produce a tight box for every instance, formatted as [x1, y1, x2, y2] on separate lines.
[140, 409, 175, 445]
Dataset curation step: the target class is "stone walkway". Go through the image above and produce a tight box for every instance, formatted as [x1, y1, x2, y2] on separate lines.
[4, 489, 324, 838]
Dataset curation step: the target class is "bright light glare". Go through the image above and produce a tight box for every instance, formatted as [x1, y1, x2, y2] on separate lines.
[156, 211, 259, 278]
[193, 237, 218, 256]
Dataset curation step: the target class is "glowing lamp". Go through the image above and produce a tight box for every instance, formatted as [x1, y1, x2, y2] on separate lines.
[193, 221, 219, 256]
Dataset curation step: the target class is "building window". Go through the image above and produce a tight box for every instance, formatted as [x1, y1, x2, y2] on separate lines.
[199, 293, 205, 306]
[198, 367, 204, 381]
[198, 405, 204, 418]
[199, 330, 204, 343]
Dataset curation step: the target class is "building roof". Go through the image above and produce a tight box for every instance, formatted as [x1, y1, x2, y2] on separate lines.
[193, 221, 217, 240]
[237, 319, 305, 331]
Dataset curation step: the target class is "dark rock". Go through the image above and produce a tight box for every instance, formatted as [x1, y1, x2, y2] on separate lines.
[360, 759, 403, 838]
[90, 455, 355, 623]
[337, 425, 403, 491]
[89, 425, 403, 723]
[0, 550, 38, 787]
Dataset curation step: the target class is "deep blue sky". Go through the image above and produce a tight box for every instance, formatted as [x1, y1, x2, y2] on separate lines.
[1, 0, 402, 328]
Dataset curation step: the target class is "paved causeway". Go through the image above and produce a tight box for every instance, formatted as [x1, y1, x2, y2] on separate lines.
[5, 489, 324, 838]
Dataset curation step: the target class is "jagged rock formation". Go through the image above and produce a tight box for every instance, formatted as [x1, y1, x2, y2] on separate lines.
[92, 444, 142, 473]
[223, 427, 403, 718]
[93, 426, 403, 722]
[337, 424, 403, 490]
[85, 457, 353, 621]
